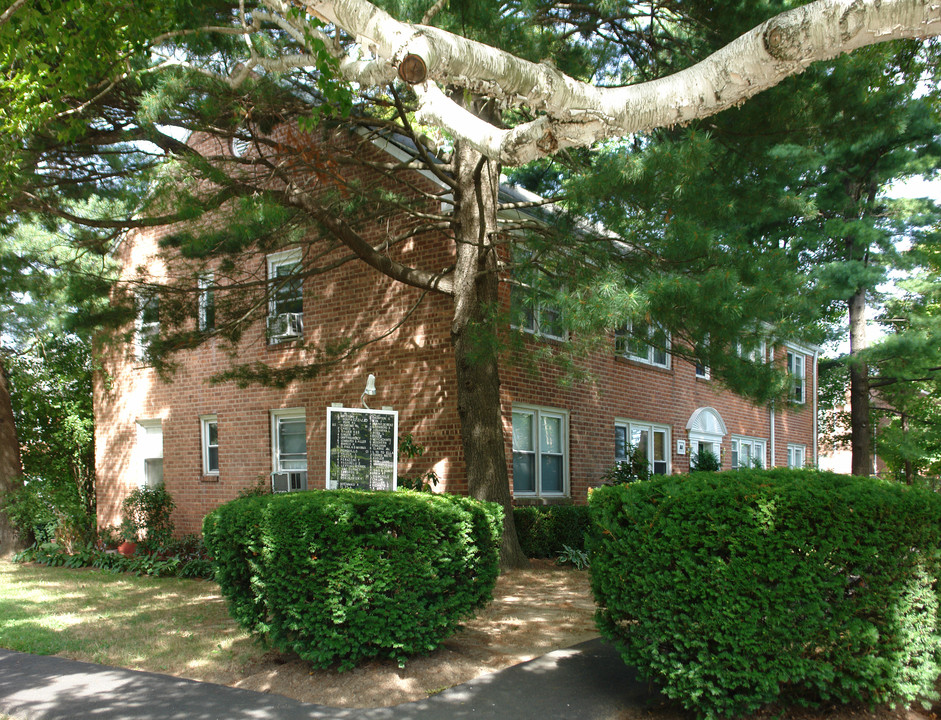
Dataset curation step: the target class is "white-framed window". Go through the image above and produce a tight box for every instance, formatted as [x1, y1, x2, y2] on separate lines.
[135, 292, 160, 361]
[511, 292, 566, 340]
[735, 339, 766, 363]
[695, 336, 710, 379]
[512, 406, 568, 497]
[200, 415, 219, 475]
[787, 444, 806, 469]
[615, 321, 670, 368]
[787, 349, 806, 404]
[615, 420, 670, 475]
[198, 274, 215, 332]
[136, 420, 163, 487]
[270, 408, 307, 492]
[731, 436, 766, 470]
[267, 249, 304, 343]
[509, 248, 566, 341]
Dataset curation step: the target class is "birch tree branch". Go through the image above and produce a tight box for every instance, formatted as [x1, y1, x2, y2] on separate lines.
[297, 0, 941, 164]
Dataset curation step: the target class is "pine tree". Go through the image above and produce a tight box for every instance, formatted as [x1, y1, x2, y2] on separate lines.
[1, 0, 938, 563]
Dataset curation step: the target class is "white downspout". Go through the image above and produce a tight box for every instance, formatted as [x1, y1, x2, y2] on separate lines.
[770, 401, 776, 468]
[812, 348, 819, 467]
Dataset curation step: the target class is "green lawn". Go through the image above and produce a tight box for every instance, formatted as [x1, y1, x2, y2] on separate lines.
[0, 560, 259, 682]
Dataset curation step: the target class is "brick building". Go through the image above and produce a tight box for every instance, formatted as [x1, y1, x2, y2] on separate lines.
[94, 132, 819, 535]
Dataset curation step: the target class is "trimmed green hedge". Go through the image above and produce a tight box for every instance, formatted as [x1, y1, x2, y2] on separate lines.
[512, 504, 591, 558]
[203, 489, 502, 670]
[589, 469, 941, 719]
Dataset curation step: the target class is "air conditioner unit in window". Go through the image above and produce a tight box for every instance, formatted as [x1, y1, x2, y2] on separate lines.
[271, 470, 308, 493]
[267, 312, 303, 341]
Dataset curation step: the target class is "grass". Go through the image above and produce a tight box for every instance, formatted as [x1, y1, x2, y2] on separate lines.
[0, 560, 261, 683]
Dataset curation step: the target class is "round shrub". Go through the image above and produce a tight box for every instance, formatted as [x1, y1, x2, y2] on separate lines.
[589, 469, 941, 719]
[203, 489, 502, 669]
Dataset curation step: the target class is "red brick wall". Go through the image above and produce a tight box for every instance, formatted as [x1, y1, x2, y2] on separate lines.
[94, 132, 818, 535]
[500, 335, 817, 503]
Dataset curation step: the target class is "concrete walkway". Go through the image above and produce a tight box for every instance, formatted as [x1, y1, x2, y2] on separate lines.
[0, 639, 662, 720]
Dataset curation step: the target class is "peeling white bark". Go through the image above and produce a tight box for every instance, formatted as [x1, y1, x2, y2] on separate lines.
[292, 0, 940, 164]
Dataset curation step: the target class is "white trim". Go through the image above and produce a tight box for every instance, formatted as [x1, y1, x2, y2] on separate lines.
[200, 415, 219, 476]
[512, 404, 569, 497]
[511, 294, 568, 341]
[787, 444, 806, 469]
[687, 407, 727, 470]
[615, 321, 670, 369]
[267, 249, 304, 339]
[136, 419, 163, 488]
[812, 348, 819, 466]
[786, 348, 807, 404]
[735, 339, 766, 363]
[198, 273, 214, 332]
[134, 292, 159, 361]
[267, 247, 303, 271]
[325, 406, 399, 491]
[686, 407, 728, 436]
[270, 407, 307, 473]
[769, 403, 776, 468]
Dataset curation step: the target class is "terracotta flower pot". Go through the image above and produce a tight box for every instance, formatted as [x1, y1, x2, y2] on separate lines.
[118, 541, 137, 557]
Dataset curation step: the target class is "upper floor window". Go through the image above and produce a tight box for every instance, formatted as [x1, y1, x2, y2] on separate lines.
[731, 436, 766, 470]
[509, 248, 566, 341]
[198, 274, 215, 332]
[267, 250, 304, 343]
[615, 321, 670, 368]
[615, 420, 670, 475]
[695, 336, 710, 379]
[511, 290, 566, 340]
[787, 350, 806, 404]
[512, 406, 568, 497]
[735, 339, 765, 363]
[135, 292, 160, 361]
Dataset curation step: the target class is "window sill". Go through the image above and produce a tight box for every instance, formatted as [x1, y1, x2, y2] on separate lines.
[199, 474, 220, 483]
[513, 496, 572, 506]
[514, 327, 569, 344]
[615, 355, 672, 373]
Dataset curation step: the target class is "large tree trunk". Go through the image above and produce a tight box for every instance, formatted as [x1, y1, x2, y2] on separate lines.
[848, 287, 872, 476]
[450, 136, 528, 570]
[0, 356, 25, 556]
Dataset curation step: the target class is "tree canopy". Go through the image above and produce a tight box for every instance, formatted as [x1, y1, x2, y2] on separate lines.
[2, 0, 940, 561]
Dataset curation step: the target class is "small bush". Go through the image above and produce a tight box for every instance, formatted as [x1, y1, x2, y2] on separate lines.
[513, 504, 591, 558]
[203, 489, 502, 670]
[589, 469, 941, 719]
[690, 445, 720, 471]
[1, 474, 94, 548]
[601, 446, 651, 485]
[120, 485, 175, 550]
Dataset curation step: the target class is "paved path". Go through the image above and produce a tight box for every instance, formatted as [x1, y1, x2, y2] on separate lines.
[0, 639, 662, 720]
